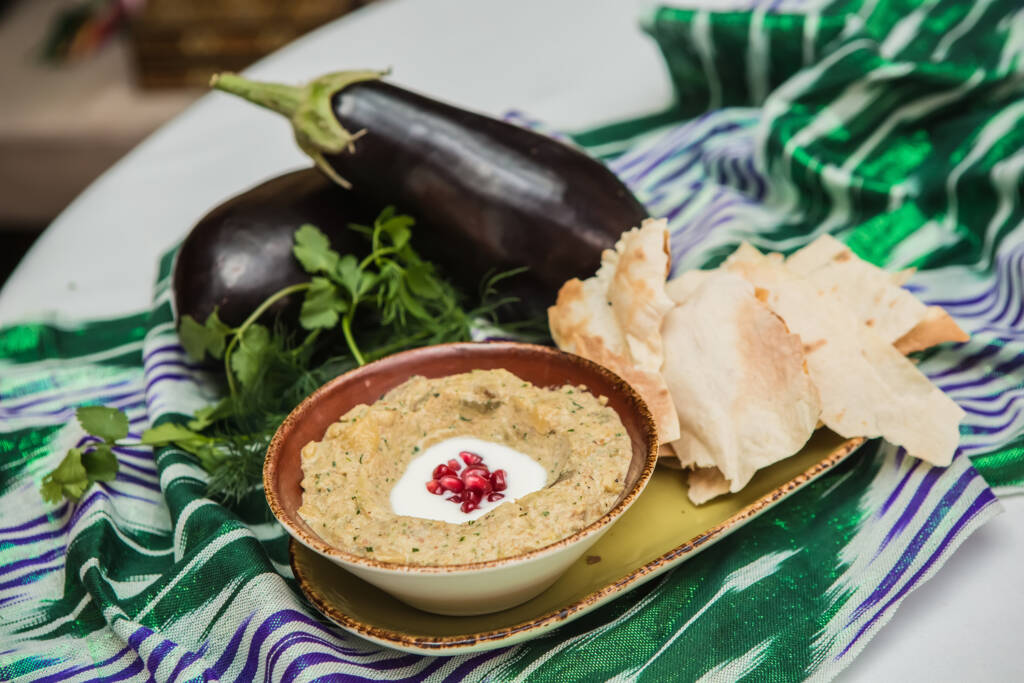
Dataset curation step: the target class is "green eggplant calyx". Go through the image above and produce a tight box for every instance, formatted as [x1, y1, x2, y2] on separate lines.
[210, 70, 388, 189]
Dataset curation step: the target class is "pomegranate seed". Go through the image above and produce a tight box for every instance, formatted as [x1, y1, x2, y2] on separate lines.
[461, 466, 490, 480]
[431, 451, 505, 509]
[439, 475, 464, 492]
[463, 474, 492, 494]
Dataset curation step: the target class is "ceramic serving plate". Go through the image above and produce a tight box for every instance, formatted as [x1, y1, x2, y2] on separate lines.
[291, 430, 864, 655]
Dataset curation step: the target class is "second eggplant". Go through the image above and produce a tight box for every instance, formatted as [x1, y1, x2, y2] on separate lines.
[210, 71, 649, 305]
[173, 169, 378, 329]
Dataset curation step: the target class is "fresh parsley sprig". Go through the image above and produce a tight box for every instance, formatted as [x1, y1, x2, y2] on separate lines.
[40, 406, 126, 503]
[40, 207, 539, 505]
[293, 207, 474, 365]
[179, 207, 478, 396]
[40, 407, 217, 502]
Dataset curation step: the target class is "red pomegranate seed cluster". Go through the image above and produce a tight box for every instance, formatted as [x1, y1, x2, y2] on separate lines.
[425, 450, 508, 513]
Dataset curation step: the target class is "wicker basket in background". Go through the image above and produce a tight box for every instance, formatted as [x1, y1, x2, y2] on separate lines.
[130, 0, 363, 89]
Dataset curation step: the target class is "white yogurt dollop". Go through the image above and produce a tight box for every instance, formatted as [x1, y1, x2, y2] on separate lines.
[389, 436, 547, 523]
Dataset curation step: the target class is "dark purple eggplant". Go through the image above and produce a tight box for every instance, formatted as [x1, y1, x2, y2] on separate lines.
[173, 168, 378, 328]
[209, 71, 649, 305]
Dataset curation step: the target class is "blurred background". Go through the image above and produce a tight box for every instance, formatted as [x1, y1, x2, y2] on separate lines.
[0, 0, 375, 285]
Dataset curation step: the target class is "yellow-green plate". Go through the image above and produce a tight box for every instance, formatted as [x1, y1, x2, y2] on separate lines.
[290, 431, 864, 655]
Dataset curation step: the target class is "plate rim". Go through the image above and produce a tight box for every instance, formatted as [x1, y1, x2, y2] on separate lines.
[291, 436, 866, 654]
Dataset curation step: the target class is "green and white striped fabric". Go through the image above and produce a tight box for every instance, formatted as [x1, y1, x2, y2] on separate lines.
[2, 0, 1022, 680]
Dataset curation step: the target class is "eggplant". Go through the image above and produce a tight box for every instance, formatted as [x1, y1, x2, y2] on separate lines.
[210, 71, 649, 306]
[173, 169, 379, 328]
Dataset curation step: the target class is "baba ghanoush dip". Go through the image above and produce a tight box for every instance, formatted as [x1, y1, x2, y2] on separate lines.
[297, 369, 631, 565]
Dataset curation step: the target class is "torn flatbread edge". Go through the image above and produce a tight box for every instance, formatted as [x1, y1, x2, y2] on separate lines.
[609, 219, 675, 373]
[895, 306, 969, 354]
[548, 220, 681, 444]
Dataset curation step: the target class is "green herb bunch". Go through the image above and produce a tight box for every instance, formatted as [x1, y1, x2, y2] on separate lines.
[40, 208, 538, 505]
[41, 407, 126, 503]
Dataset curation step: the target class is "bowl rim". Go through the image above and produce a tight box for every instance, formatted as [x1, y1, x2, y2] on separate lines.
[264, 340, 660, 575]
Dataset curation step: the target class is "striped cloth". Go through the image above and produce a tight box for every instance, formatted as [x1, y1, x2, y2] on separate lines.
[2, 0, 1022, 680]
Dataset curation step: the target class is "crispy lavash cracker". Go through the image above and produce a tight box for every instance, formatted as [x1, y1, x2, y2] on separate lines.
[661, 271, 821, 498]
[786, 235, 968, 351]
[548, 218, 681, 443]
[724, 243, 965, 467]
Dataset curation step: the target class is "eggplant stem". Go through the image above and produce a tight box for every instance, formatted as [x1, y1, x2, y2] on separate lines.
[210, 70, 387, 190]
[210, 73, 304, 118]
[223, 282, 312, 397]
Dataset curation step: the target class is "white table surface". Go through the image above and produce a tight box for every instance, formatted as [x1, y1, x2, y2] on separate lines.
[1, 0, 1020, 680]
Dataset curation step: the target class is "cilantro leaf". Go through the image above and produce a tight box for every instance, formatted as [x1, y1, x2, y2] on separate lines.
[194, 443, 229, 472]
[187, 400, 234, 431]
[179, 314, 209, 360]
[347, 222, 373, 237]
[300, 277, 347, 330]
[142, 422, 215, 460]
[335, 254, 364, 299]
[142, 422, 210, 446]
[40, 447, 90, 503]
[62, 478, 90, 502]
[179, 310, 231, 361]
[77, 405, 129, 442]
[45, 447, 87, 483]
[355, 272, 378, 301]
[203, 310, 232, 359]
[378, 276, 401, 325]
[82, 444, 119, 482]
[405, 262, 442, 299]
[380, 214, 413, 249]
[230, 324, 271, 388]
[293, 224, 340, 275]
[40, 478, 64, 504]
[42, 410, 132, 503]
[396, 281, 431, 320]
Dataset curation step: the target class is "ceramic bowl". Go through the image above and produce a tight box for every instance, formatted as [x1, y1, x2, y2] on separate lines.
[264, 341, 659, 616]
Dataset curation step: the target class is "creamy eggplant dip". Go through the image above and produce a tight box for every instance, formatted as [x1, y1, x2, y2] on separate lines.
[297, 368, 631, 565]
